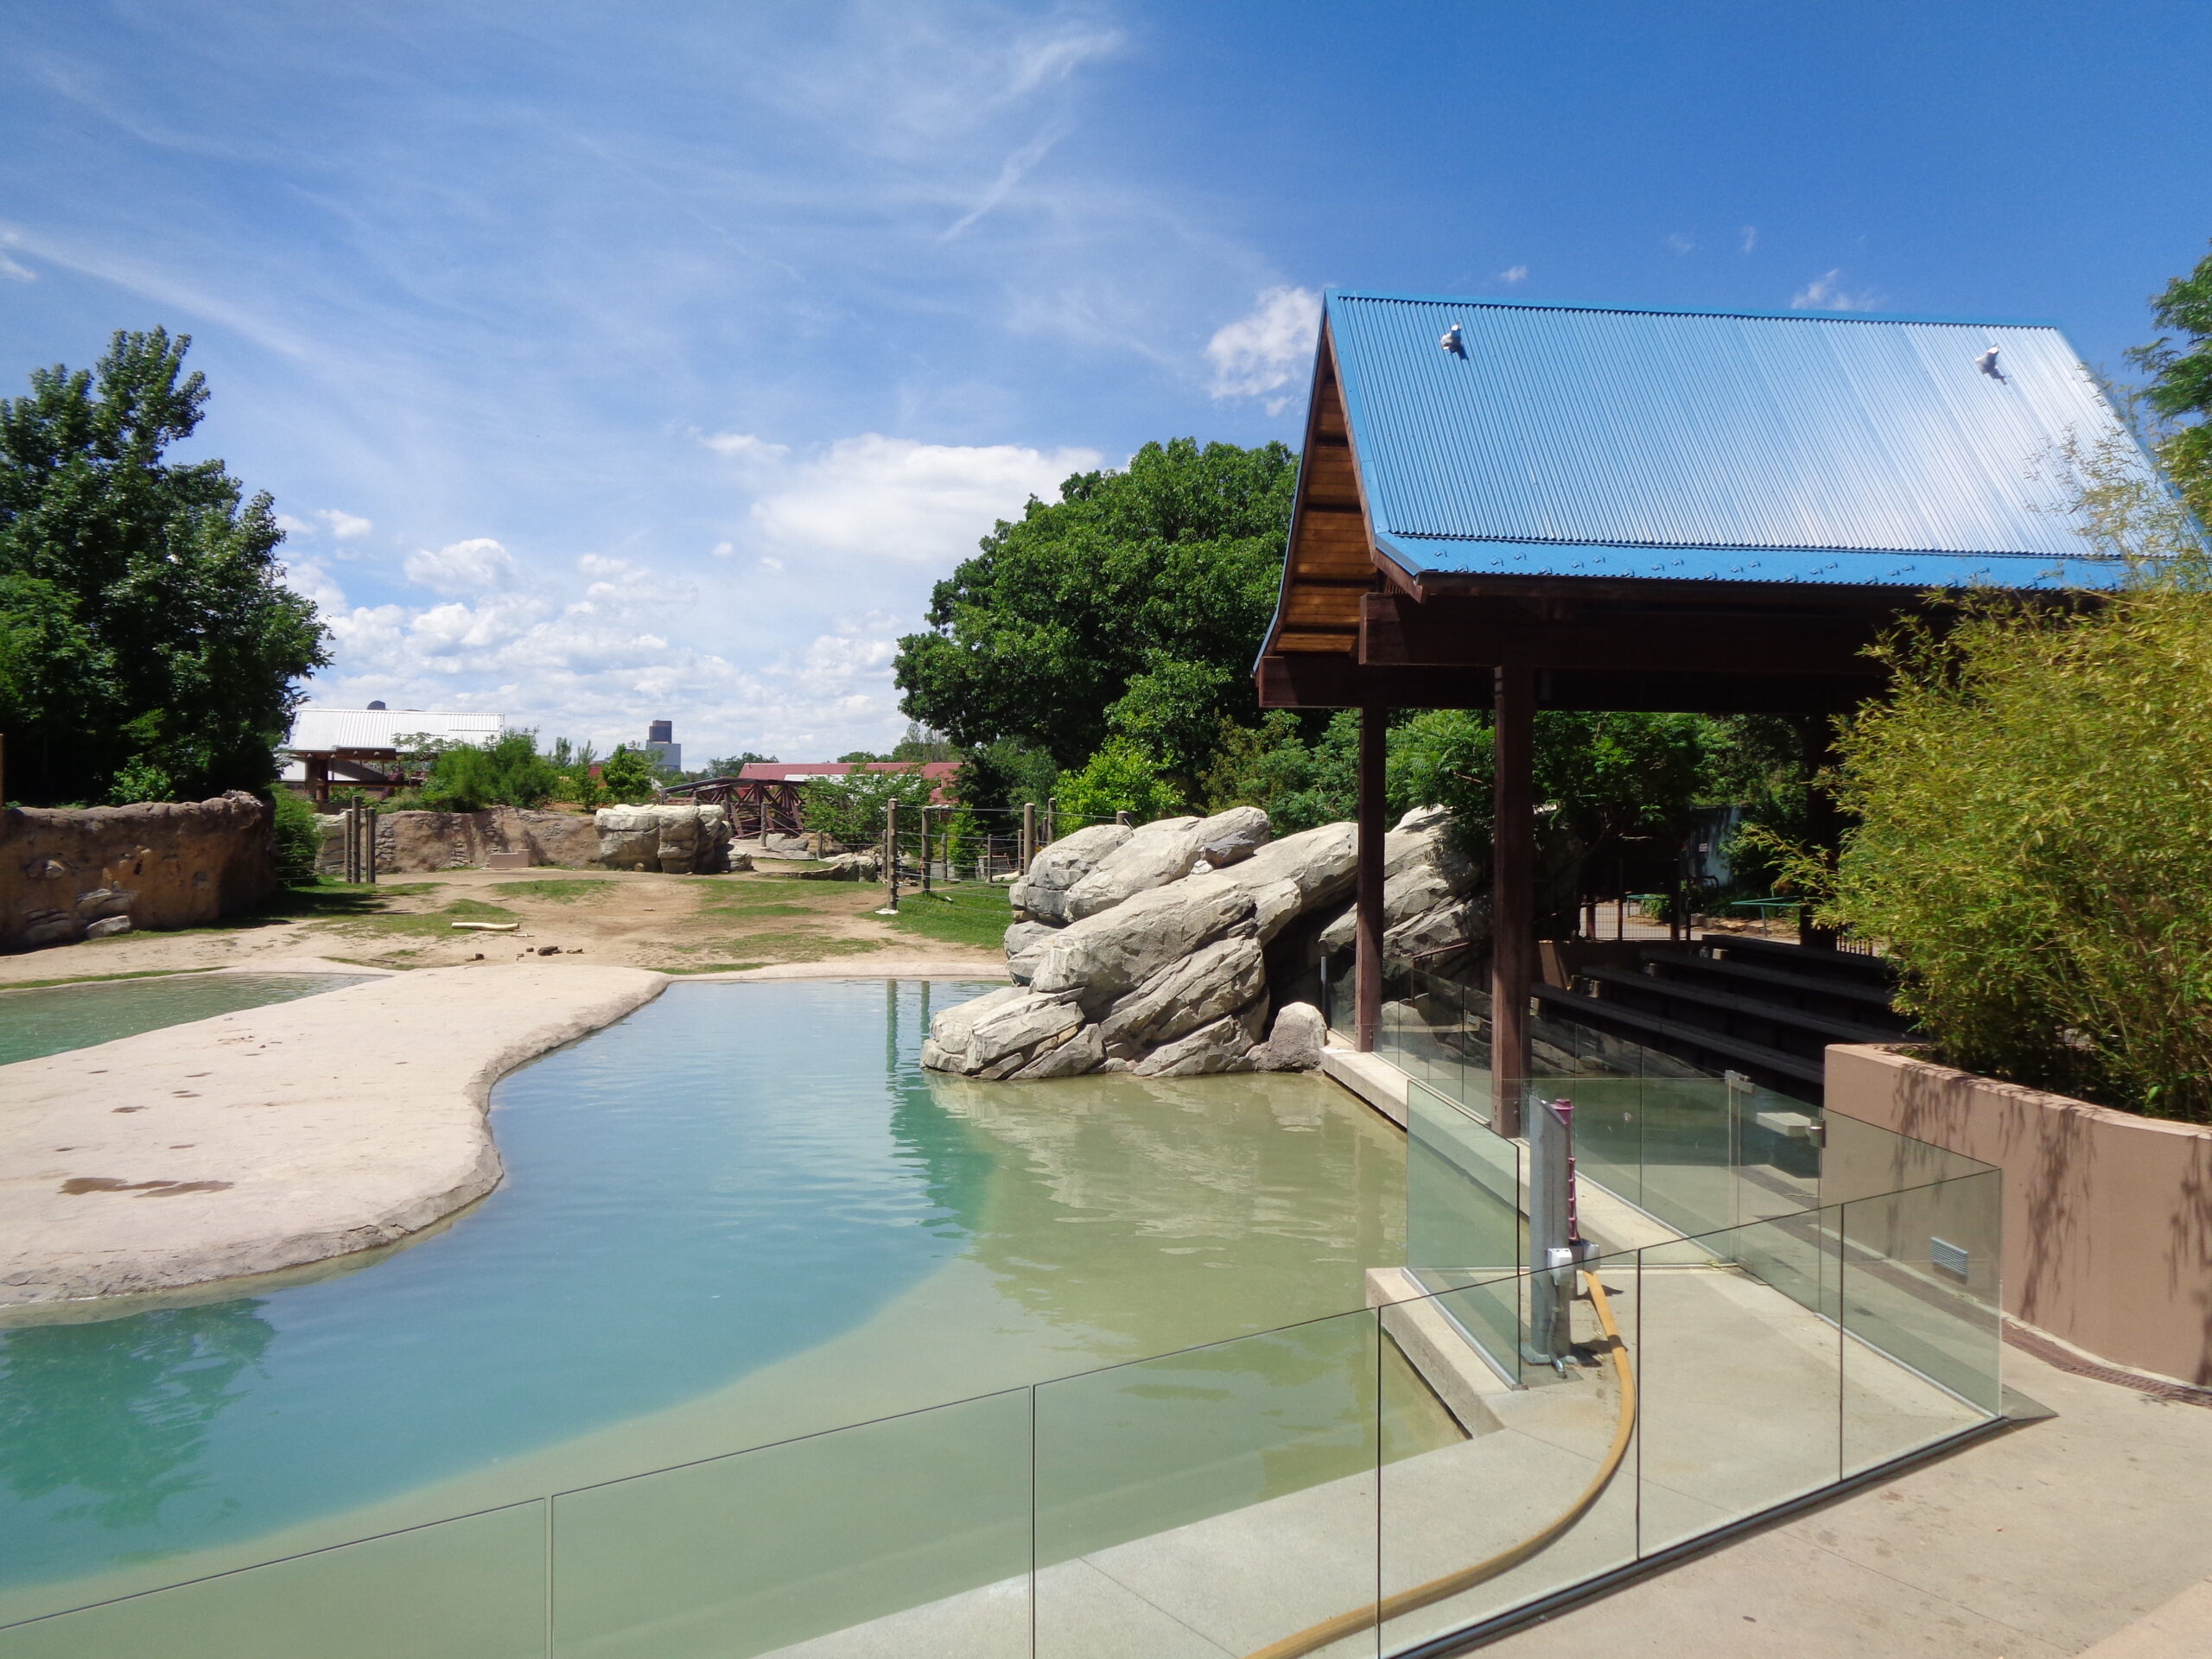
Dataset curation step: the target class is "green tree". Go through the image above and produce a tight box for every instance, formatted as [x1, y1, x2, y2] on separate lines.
[893, 438, 1296, 770]
[599, 745, 658, 804]
[953, 736, 1058, 821]
[0, 329, 327, 804]
[800, 766, 935, 849]
[2127, 239, 2212, 523]
[412, 730, 565, 812]
[1055, 737, 1185, 824]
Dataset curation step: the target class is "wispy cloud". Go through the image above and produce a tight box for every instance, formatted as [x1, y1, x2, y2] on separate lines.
[1497, 264, 1528, 285]
[1665, 232, 1695, 256]
[1739, 226, 1758, 253]
[1789, 269, 1879, 311]
[317, 507, 372, 540]
[1205, 286, 1322, 399]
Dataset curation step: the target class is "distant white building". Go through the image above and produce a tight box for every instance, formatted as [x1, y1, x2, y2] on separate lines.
[645, 719, 681, 773]
[281, 702, 503, 802]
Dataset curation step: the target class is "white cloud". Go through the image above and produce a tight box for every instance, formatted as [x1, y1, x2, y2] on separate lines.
[317, 507, 373, 540]
[700, 431, 790, 463]
[0, 255, 35, 283]
[1497, 265, 1528, 285]
[276, 512, 315, 537]
[746, 434, 1098, 566]
[1665, 232, 1696, 256]
[404, 537, 518, 594]
[1739, 226, 1758, 254]
[1205, 286, 1322, 398]
[758, 555, 785, 572]
[711, 540, 736, 559]
[1789, 270, 1878, 311]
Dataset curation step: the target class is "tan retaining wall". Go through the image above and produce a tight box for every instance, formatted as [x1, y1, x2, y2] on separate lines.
[315, 807, 601, 874]
[1828, 1043, 2212, 1384]
[2, 791, 274, 951]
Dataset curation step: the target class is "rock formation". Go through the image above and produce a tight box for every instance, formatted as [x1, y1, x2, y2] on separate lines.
[923, 804, 1485, 1080]
[593, 804, 733, 874]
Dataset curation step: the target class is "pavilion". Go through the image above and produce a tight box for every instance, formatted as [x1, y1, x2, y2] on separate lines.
[1256, 289, 2162, 1131]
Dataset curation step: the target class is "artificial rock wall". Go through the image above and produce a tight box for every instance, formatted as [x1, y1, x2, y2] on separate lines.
[3, 791, 274, 950]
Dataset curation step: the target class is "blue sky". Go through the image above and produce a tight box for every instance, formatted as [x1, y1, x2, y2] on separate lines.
[3, 1, 2207, 762]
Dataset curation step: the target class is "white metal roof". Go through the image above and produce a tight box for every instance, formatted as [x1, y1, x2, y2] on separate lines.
[284, 707, 505, 753]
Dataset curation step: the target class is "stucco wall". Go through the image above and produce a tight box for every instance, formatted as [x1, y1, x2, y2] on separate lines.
[315, 807, 601, 874]
[3, 791, 275, 951]
[1827, 1043, 2212, 1384]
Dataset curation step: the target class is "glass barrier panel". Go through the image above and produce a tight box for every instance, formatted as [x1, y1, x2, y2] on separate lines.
[1379, 1252, 1640, 1649]
[550, 1388, 1033, 1659]
[1636, 1211, 1842, 1554]
[1542, 1077, 1643, 1214]
[1821, 1110, 1997, 1209]
[1732, 1084, 1822, 1224]
[1633, 1076, 1738, 1241]
[0, 1502, 547, 1659]
[1033, 1308, 1382, 1659]
[1840, 1173, 2003, 1476]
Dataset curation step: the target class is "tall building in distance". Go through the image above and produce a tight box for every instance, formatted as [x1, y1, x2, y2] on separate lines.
[644, 719, 681, 773]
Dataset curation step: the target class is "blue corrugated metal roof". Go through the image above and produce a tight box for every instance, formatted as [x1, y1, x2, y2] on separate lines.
[1327, 290, 2162, 590]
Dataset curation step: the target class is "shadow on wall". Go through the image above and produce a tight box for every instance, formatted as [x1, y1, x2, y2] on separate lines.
[2, 794, 273, 951]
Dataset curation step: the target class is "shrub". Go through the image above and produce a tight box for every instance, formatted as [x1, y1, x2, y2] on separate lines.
[800, 766, 936, 849]
[269, 787, 323, 884]
[596, 745, 658, 805]
[1055, 738, 1184, 825]
[412, 730, 563, 812]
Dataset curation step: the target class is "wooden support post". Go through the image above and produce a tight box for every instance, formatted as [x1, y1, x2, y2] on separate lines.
[920, 806, 933, 896]
[344, 804, 359, 884]
[1043, 802, 1056, 849]
[1115, 809, 1129, 827]
[1492, 666, 1534, 1138]
[1355, 703, 1387, 1053]
[882, 799, 900, 912]
[365, 806, 378, 885]
[1021, 802, 1036, 874]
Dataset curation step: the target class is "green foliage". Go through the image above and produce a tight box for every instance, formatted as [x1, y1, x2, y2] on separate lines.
[1106, 654, 1237, 786]
[412, 730, 564, 812]
[0, 329, 328, 804]
[954, 737, 1058, 820]
[697, 751, 775, 779]
[269, 787, 324, 885]
[1203, 709, 1357, 834]
[2127, 239, 2212, 522]
[1054, 737, 1185, 824]
[1789, 442, 2212, 1119]
[598, 745, 657, 804]
[893, 437, 1296, 769]
[889, 721, 957, 762]
[547, 737, 607, 809]
[799, 766, 936, 849]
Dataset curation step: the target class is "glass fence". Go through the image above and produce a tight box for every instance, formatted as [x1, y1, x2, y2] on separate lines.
[3, 1113, 2000, 1659]
[5, 969, 2000, 1659]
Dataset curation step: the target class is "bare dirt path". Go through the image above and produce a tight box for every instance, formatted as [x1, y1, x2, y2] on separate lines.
[0, 868, 1009, 986]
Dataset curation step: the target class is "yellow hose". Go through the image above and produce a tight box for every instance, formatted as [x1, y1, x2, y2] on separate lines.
[1243, 1270, 1637, 1659]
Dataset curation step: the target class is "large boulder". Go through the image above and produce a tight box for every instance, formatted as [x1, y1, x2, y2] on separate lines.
[918, 986, 1087, 1078]
[1130, 1001, 1269, 1077]
[1061, 807, 1270, 922]
[1011, 823, 1134, 924]
[1317, 806, 1483, 963]
[1096, 935, 1268, 1059]
[1028, 882, 1260, 1019]
[1253, 1002, 1327, 1072]
[1004, 920, 1060, 985]
[594, 804, 733, 874]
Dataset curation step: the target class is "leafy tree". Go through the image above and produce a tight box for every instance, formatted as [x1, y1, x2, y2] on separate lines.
[1055, 737, 1185, 824]
[697, 751, 775, 779]
[269, 787, 325, 884]
[0, 329, 327, 804]
[953, 736, 1058, 822]
[800, 766, 935, 849]
[889, 721, 957, 762]
[1203, 709, 1358, 834]
[412, 730, 564, 812]
[836, 749, 885, 764]
[2127, 239, 2212, 522]
[894, 438, 1296, 770]
[598, 745, 658, 804]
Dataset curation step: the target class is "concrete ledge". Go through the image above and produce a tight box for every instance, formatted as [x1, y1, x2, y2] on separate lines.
[1319, 1039, 1410, 1127]
[0, 962, 666, 1313]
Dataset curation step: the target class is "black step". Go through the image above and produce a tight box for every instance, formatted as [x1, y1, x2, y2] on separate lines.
[1638, 947, 1904, 1015]
[1698, 933, 1894, 986]
[1581, 964, 1916, 1048]
[1531, 982, 1827, 1087]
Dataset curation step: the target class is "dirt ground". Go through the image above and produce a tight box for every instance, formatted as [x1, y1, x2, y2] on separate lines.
[0, 868, 1014, 986]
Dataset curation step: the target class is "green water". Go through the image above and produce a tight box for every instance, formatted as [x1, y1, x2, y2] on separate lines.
[0, 981, 1443, 1656]
[0, 973, 374, 1066]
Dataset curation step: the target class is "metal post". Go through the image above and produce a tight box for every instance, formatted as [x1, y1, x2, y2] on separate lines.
[1524, 1096, 1586, 1366]
[1492, 667, 1534, 1137]
[1114, 809, 1129, 827]
[1021, 802, 1036, 874]
[1355, 703, 1387, 1053]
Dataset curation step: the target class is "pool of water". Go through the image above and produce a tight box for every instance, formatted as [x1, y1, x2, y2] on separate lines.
[0, 973, 376, 1067]
[0, 980, 1418, 1626]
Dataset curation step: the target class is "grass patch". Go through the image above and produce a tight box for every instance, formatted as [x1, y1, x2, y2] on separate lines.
[0, 966, 227, 992]
[884, 884, 1012, 950]
[480, 878, 619, 903]
[674, 933, 887, 965]
[318, 898, 519, 940]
